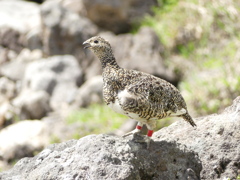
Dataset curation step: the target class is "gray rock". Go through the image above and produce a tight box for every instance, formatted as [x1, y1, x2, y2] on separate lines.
[4, 55, 82, 121]
[0, 1, 40, 33]
[0, 1, 41, 52]
[40, 0, 98, 60]
[13, 90, 51, 120]
[23, 55, 83, 91]
[25, 28, 43, 50]
[0, 135, 201, 180]
[0, 49, 43, 81]
[1, 97, 239, 179]
[22, 55, 83, 111]
[0, 77, 16, 126]
[24, 65, 57, 95]
[0, 27, 24, 53]
[61, 0, 85, 15]
[0, 102, 14, 127]
[154, 96, 240, 180]
[73, 75, 103, 107]
[0, 120, 50, 161]
[0, 77, 16, 102]
[50, 83, 78, 110]
[82, 0, 158, 34]
[0, 61, 27, 81]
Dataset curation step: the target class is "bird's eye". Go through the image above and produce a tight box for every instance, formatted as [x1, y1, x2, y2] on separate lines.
[94, 40, 98, 44]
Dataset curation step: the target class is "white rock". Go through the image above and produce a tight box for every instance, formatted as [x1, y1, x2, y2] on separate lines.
[73, 75, 103, 107]
[0, 1, 40, 33]
[0, 120, 50, 161]
[13, 90, 51, 120]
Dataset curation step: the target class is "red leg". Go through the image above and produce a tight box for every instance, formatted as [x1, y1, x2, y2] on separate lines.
[136, 125, 142, 130]
[122, 122, 143, 137]
[147, 130, 154, 137]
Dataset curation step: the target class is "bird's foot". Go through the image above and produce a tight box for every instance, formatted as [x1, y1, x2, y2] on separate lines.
[122, 129, 141, 137]
[135, 136, 152, 149]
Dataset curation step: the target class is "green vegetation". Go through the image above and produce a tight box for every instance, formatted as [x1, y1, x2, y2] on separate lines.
[138, 0, 240, 116]
[226, 175, 240, 180]
[50, 135, 61, 144]
[179, 39, 239, 115]
[66, 104, 128, 138]
[66, 104, 174, 138]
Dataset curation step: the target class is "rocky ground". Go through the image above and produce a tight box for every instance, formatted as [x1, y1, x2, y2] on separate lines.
[0, 96, 239, 180]
[0, 0, 239, 178]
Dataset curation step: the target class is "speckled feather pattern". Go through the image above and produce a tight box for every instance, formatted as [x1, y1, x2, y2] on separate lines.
[83, 36, 196, 129]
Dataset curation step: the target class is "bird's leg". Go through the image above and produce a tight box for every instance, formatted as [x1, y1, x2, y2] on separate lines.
[134, 129, 153, 149]
[135, 121, 156, 149]
[145, 122, 156, 148]
[145, 129, 154, 149]
[122, 122, 143, 137]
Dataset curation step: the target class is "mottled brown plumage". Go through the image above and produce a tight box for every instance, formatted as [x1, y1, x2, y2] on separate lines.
[83, 36, 196, 148]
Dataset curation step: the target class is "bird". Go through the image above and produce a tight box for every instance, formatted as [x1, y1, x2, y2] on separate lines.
[83, 36, 196, 148]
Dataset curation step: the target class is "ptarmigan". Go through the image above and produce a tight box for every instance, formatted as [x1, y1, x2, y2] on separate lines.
[83, 36, 196, 148]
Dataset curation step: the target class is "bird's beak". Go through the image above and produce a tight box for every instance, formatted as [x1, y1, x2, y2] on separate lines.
[83, 41, 91, 49]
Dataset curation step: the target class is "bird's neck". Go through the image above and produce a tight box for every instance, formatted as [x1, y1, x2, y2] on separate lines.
[101, 57, 120, 70]
[94, 49, 120, 70]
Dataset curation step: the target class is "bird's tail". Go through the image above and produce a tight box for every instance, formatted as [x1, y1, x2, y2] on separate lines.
[180, 113, 197, 127]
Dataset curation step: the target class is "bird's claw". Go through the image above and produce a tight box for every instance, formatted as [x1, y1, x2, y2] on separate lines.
[123, 130, 152, 149]
[134, 136, 152, 149]
[122, 129, 141, 137]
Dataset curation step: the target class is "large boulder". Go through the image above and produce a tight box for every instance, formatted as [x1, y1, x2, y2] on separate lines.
[0, 1, 40, 33]
[0, 49, 43, 81]
[1, 97, 239, 179]
[0, 120, 50, 162]
[40, 0, 98, 60]
[13, 90, 51, 120]
[0, 0, 41, 53]
[12, 55, 83, 119]
[82, 0, 158, 34]
[0, 135, 201, 180]
[25, 55, 83, 108]
[154, 97, 240, 179]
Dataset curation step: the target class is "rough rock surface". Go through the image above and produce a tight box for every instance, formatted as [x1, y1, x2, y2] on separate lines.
[1, 98, 239, 179]
[154, 96, 240, 180]
[82, 0, 158, 34]
[0, 134, 201, 180]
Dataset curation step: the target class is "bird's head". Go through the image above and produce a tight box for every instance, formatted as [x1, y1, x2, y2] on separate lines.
[83, 36, 112, 53]
[83, 36, 118, 68]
